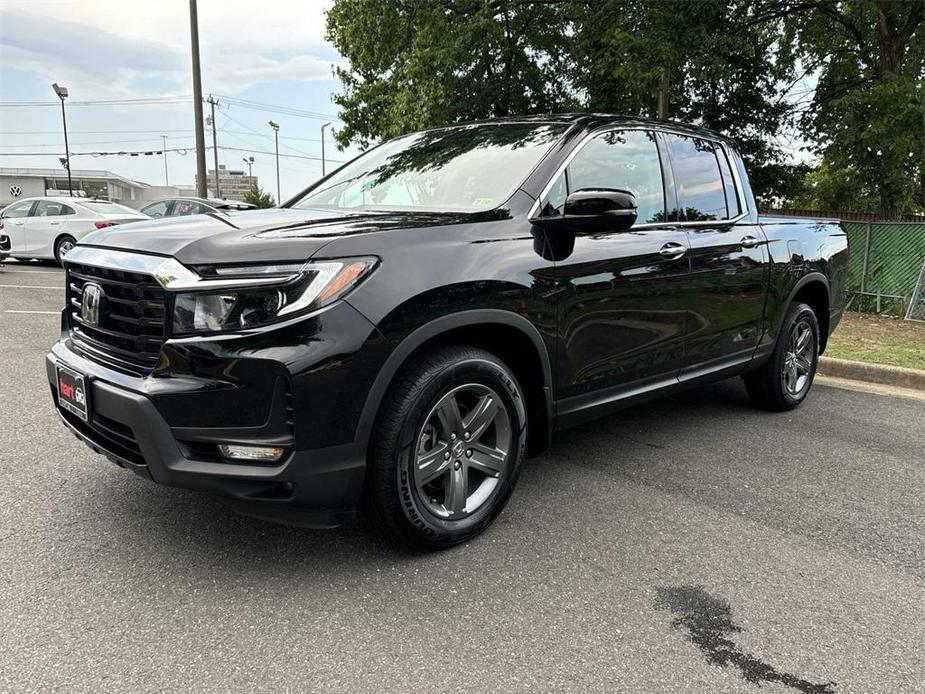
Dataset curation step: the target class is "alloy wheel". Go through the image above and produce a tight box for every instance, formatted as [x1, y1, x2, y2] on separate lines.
[782, 319, 815, 397]
[413, 383, 512, 520]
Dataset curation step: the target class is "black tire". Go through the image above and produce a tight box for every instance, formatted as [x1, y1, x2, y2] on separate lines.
[54, 235, 77, 263]
[367, 345, 528, 550]
[744, 302, 820, 411]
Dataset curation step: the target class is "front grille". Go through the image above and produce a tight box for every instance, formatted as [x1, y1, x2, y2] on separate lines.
[66, 262, 168, 374]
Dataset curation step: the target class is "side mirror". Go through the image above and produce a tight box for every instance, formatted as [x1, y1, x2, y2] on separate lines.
[531, 188, 637, 233]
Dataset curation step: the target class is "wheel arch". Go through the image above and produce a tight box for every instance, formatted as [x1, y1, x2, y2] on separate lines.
[787, 273, 831, 353]
[356, 309, 554, 457]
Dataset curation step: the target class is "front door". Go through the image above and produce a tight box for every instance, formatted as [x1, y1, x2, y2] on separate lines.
[538, 129, 692, 405]
[1, 200, 35, 252]
[660, 134, 769, 374]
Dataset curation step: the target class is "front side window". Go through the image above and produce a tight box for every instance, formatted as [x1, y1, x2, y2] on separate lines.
[294, 123, 567, 213]
[1, 201, 33, 218]
[143, 201, 170, 218]
[543, 130, 666, 224]
[664, 134, 729, 221]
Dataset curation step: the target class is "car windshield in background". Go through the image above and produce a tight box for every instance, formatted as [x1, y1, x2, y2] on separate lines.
[294, 123, 567, 213]
[80, 200, 138, 215]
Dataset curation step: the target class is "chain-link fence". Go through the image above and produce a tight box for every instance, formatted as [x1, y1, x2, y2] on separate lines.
[842, 221, 925, 318]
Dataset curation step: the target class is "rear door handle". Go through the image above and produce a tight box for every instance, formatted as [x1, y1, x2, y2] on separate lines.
[659, 242, 686, 258]
[50, 221, 60, 226]
[740, 235, 760, 248]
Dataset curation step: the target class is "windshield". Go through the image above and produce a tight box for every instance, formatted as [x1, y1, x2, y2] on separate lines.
[294, 123, 567, 213]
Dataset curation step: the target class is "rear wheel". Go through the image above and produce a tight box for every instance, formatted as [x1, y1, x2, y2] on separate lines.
[367, 345, 527, 549]
[744, 302, 819, 411]
[54, 235, 76, 263]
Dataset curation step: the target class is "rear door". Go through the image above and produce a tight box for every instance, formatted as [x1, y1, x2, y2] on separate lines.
[661, 134, 768, 375]
[26, 199, 70, 256]
[541, 129, 692, 406]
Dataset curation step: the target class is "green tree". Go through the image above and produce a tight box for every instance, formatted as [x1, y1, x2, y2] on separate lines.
[82, 182, 107, 199]
[243, 183, 276, 208]
[768, 0, 924, 216]
[325, 0, 577, 150]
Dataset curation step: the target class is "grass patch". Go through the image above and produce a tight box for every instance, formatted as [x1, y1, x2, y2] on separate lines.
[826, 311, 925, 371]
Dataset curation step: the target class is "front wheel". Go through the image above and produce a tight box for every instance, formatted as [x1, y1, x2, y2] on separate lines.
[744, 301, 819, 411]
[367, 345, 528, 549]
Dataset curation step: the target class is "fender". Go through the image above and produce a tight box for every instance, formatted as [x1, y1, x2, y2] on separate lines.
[782, 272, 829, 318]
[353, 308, 555, 447]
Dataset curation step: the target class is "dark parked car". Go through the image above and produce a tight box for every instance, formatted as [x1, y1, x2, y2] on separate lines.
[140, 197, 257, 218]
[0, 232, 10, 261]
[47, 115, 848, 548]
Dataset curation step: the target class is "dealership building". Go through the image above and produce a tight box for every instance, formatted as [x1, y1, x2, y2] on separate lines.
[0, 168, 197, 208]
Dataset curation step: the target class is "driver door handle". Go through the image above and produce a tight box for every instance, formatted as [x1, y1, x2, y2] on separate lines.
[659, 242, 686, 259]
[740, 235, 760, 248]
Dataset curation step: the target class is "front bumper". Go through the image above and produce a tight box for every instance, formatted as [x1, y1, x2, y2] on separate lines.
[47, 301, 387, 527]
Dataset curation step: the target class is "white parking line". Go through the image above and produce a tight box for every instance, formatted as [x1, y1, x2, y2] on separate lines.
[4, 310, 60, 315]
[1, 270, 64, 275]
[0, 284, 61, 289]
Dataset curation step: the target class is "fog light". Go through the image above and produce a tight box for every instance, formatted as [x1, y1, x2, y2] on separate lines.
[218, 444, 286, 462]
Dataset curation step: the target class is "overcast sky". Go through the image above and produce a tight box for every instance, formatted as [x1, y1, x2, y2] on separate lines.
[0, 0, 353, 200]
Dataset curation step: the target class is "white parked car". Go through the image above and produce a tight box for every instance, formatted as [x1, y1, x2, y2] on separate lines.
[0, 196, 148, 262]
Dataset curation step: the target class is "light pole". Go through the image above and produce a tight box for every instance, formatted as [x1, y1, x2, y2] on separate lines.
[189, 0, 208, 197]
[243, 156, 254, 178]
[52, 83, 72, 197]
[320, 122, 332, 176]
[268, 121, 280, 203]
[161, 135, 169, 185]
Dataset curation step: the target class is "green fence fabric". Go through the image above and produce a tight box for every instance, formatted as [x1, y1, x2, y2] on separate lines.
[842, 221, 925, 315]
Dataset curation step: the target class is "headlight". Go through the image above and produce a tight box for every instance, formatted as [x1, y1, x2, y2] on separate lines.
[172, 258, 376, 335]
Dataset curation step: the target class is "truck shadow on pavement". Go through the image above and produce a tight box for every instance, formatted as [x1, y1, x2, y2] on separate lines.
[655, 585, 837, 694]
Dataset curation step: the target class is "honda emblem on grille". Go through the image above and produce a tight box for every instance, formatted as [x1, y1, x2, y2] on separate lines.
[81, 283, 104, 326]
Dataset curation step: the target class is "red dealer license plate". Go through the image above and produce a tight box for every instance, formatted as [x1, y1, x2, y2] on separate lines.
[57, 364, 89, 422]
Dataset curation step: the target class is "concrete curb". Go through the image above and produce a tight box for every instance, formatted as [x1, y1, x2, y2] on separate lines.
[818, 356, 925, 392]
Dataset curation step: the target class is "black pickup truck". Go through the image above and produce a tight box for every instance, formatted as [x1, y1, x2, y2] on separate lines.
[47, 115, 848, 548]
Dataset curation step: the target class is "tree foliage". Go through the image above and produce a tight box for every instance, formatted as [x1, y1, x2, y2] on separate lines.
[326, 0, 924, 214]
[243, 183, 276, 208]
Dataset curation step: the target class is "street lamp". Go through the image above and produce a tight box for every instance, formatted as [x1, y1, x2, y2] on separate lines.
[52, 83, 72, 197]
[243, 156, 254, 178]
[268, 121, 280, 204]
[320, 122, 332, 176]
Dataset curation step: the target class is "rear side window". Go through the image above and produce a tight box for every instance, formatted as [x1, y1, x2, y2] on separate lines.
[664, 134, 729, 221]
[35, 201, 65, 216]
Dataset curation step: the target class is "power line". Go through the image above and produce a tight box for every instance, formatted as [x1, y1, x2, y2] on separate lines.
[0, 96, 194, 107]
[212, 94, 338, 121]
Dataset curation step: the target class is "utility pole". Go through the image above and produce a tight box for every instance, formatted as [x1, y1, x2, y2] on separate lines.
[320, 122, 332, 176]
[161, 135, 169, 185]
[52, 83, 72, 196]
[189, 0, 208, 197]
[208, 95, 220, 198]
[268, 121, 280, 204]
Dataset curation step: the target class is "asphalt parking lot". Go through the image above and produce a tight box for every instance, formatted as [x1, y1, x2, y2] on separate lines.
[0, 260, 922, 693]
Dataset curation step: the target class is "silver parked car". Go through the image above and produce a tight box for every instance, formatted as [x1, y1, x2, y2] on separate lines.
[140, 197, 257, 218]
[0, 197, 148, 262]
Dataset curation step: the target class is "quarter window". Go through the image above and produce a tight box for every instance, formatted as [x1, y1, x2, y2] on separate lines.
[664, 134, 729, 221]
[544, 130, 666, 224]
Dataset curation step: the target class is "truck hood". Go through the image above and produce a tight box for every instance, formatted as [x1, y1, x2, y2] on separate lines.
[78, 207, 476, 265]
